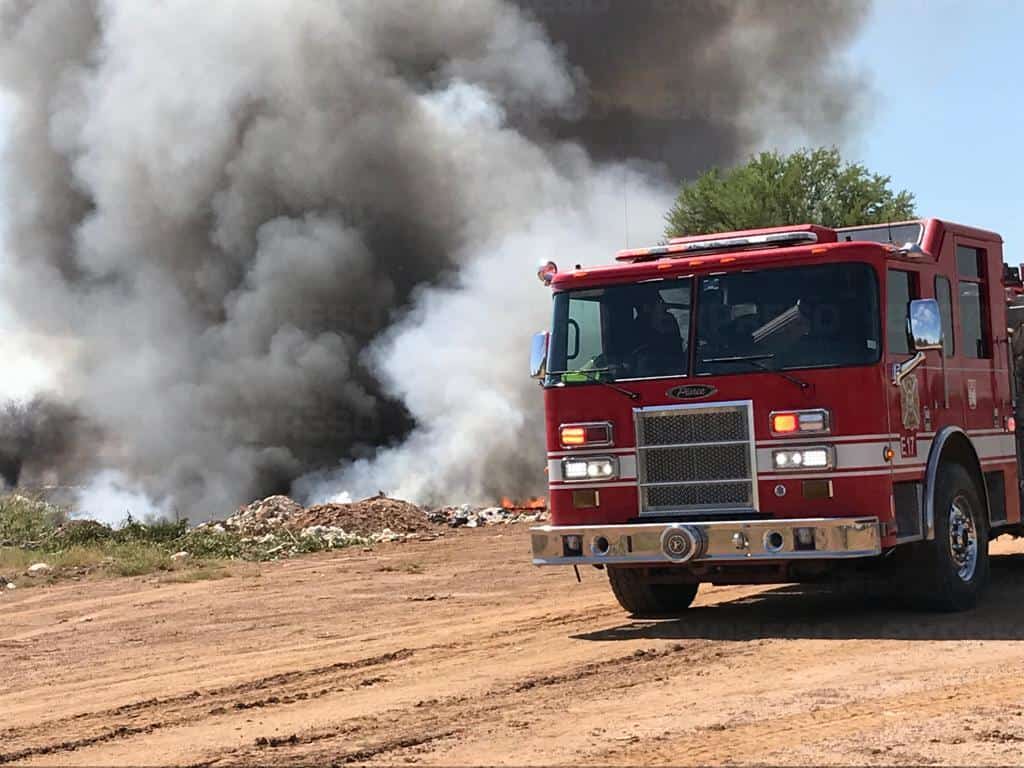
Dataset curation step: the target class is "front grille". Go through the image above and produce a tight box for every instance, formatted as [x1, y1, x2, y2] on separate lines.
[635, 402, 757, 516]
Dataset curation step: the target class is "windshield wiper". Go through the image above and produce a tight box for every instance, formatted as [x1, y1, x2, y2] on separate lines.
[700, 354, 810, 391]
[547, 367, 640, 401]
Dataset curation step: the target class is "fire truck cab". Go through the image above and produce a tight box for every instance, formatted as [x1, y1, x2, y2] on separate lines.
[529, 218, 1021, 615]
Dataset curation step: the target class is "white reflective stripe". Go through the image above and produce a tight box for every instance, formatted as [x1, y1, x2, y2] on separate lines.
[547, 447, 637, 458]
[760, 469, 893, 480]
[756, 433, 897, 447]
[972, 433, 1016, 459]
[756, 432, 1016, 476]
[548, 455, 637, 483]
[548, 481, 639, 491]
[547, 432, 1015, 483]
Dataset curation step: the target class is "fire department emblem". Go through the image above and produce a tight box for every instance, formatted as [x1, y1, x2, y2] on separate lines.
[667, 384, 717, 400]
[900, 375, 921, 430]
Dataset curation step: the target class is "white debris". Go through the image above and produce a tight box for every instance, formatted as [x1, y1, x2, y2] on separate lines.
[170, 551, 191, 563]
[27, 562, 53, 577]
[426, 504, 547, 528]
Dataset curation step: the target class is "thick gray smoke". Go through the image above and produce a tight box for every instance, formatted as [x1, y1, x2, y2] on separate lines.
[0, 0, 869, 517]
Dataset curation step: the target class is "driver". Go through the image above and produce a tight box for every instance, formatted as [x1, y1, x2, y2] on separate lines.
[629, 296, 684, 375]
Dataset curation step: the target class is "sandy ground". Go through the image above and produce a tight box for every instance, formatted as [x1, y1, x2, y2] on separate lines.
[3, 527, 1024, 766]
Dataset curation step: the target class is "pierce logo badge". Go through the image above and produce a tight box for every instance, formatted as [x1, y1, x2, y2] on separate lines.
[666, 384, 717, 400]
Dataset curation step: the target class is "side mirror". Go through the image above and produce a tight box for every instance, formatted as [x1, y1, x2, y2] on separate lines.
[909, 298, 943, 351]
[530, 331, 550, 379]
[895, 242, 930, 258]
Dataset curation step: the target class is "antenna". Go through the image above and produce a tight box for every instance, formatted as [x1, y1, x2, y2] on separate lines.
[623, 165, 630, 248]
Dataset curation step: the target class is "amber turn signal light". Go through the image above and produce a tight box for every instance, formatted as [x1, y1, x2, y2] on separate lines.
[559, 426, 586, 446]
[558, 422, 613, 449]
[771, 413, 798, 434]
[769, 409, 830, 437]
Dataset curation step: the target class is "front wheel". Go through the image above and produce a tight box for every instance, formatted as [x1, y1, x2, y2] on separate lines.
[912, 463, 990, 612]
[607, 567, 699, 617]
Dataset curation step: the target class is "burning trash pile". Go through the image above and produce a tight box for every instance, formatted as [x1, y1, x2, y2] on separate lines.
[0, 490, 549, 590]
[188, 494, 433, 559]
[1, 488, 548, 578]
[183, 493, 548, 560]
[426, 497, 548, 528]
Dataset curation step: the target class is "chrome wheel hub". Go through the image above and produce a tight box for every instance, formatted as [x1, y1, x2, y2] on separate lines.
[948, 496, 978, 582]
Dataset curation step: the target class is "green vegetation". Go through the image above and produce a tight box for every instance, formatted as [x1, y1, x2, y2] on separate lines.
[1, 493, 383, 589]
[1, 496, 190, 586]
[664, 147, 916, 238]
[0, 493, 68, 544]
[0, 494, 359, 588]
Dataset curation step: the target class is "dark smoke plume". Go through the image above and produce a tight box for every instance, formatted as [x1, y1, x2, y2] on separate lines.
[519, 0, 869, 175]
[0, 397, 94, 489]
[0, 0, 870, 517]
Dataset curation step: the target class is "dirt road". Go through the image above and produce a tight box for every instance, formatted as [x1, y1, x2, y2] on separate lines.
[4, 527, 1024, 766]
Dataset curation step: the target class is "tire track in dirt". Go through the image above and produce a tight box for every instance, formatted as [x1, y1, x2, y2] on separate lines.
[0, 600, 628, 763]
[0, 649, 415, 764]
[604, 665, 1024, 765]
[194, 643, 733, 766]
[7, 532, 1024, 767]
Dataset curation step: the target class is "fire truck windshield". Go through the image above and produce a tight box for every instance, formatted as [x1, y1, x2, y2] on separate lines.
[694, 262, 880, 375]
[546, 262, 880, 384]
[548, 277, 693, 382]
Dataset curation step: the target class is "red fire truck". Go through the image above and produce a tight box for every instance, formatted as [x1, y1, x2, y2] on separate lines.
[529, 218, 1022, 615]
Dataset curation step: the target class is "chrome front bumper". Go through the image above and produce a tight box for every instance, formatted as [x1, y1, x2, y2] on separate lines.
[531, 517, 881, 566]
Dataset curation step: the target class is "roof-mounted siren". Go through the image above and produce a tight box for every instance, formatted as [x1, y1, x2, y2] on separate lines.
[615, 224, 833, 263]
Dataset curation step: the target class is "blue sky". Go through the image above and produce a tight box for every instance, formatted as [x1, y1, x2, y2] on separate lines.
[842, 0, 1024, 254]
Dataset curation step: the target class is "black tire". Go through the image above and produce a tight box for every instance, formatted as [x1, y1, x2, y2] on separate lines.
[607, 567, 699, 617]
[911, 462, 990, 612]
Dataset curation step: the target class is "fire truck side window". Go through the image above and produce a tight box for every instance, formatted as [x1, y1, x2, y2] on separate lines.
[567, 296, 602, 364]
[934, 275, 955, 357]
[886, 270, 916, 354]
[957, 246, 990, 358]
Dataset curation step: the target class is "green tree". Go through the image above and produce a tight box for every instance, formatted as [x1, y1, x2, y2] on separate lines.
[665, 147, 916, 238]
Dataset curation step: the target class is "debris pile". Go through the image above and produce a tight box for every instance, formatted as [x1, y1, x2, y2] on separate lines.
[190, 494, 449, 559]
[290, 496, 433, 537]
[205, 493, 547, 539]
[1, 487, 549, 575]
[209, 495, 304, 537]
[184, 493, 548, 558]
[426, 503, 548, 528]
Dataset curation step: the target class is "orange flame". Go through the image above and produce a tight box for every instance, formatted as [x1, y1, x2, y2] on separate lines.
[500, 496, 546, 510]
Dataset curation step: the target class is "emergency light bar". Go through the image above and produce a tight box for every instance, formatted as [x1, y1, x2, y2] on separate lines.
[616, 230, 819, 263]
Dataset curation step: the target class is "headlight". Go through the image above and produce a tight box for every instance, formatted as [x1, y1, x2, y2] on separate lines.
[772, 446, 834, 471]
[561, 456, 618, 481]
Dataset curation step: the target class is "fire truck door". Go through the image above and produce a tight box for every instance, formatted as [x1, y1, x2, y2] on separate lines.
[886, 269, 924, 462]
[953, 238, 998, 434]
